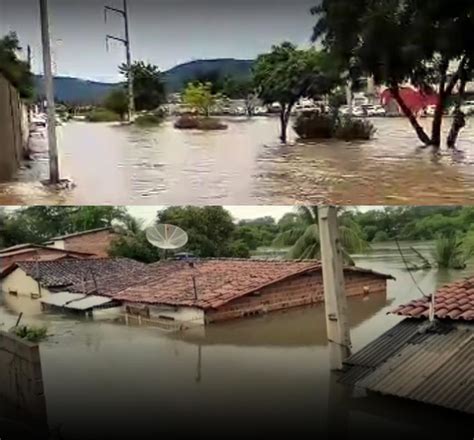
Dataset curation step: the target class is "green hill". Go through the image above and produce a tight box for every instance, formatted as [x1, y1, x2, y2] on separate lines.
[34, 58, 254, 104]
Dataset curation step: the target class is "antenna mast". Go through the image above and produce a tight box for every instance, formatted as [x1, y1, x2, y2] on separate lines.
[105, 0, 135, 122]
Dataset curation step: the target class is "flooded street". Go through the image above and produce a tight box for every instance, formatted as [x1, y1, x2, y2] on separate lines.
[2, 117, 474, 205]
[0, 242, 472, 438]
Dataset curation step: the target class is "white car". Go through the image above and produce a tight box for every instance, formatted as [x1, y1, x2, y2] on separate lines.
[460, 101, 474, 115]
[363, 104, 386, 117]
[339, 105, 365, 117]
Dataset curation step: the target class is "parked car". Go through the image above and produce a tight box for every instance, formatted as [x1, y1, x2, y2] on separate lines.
[339, 105, 365, 117]
[363, 104, 386, 117]
[460, 100, 474, 115]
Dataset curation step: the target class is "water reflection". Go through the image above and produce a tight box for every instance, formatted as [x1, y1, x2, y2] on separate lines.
[1, 117, 474, 204]
[0, 242, 472, 438]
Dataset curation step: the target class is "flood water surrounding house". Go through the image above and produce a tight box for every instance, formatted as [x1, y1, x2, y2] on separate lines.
[0, 241, 472, 438]
[1, 117, 474, 206]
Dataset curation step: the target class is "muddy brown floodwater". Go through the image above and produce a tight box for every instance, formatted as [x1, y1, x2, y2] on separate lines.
[1, 116, 474, 205]
[0, 242, 472, 438]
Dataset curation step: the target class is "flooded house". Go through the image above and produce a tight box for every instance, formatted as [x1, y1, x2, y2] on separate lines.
[339, 276, 474, 416]
[0, 257, 149, 316]
[113, 259, 394, 326]
[0, 243, 95, 270]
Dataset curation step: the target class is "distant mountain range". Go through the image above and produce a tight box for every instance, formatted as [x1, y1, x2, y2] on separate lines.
[34, 58, 254, 104]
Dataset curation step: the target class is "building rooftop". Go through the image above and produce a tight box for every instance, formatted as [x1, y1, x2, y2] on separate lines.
[339, 319, 473, 415]
[1, 258, 149, 294]
[49, 227, 112, 241]
[0, 243, 94, 258]
[392, 277, 474, 321]
[113, 258, 393, 310]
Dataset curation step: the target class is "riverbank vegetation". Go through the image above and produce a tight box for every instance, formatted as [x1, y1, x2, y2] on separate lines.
[11, 325, 48, 343]
[2, 206, 474, 269]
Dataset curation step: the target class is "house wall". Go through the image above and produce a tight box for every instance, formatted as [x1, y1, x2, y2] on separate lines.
[57, 230, 117, 257]
[0, 74, 28, 181]
[206, 271, 388, 323]
[0, 268, 53, 315]
[149, 305, 205, 325]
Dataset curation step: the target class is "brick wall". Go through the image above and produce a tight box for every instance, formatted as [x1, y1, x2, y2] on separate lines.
[0, 74, 28, 181]
[63, 230, 118, 257]
[206, 270, 387, 323]
[0, 331, 47, 423]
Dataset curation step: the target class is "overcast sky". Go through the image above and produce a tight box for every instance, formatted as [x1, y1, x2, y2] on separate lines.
[1, 0, 318, 82]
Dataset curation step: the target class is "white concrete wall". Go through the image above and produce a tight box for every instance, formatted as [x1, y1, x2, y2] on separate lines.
[1, 268, 53, 315]
[149, 305, 205, 325]
[49, 239, 65, 250]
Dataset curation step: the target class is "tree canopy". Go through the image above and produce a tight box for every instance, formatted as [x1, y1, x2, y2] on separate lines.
[253, 42, 340, 143]
[312, 0, 474, 148]
[182, 82, 219, 117]
[103, 88, 128, 120]
[119, 61, 166, 111]
[0, 32, 34, 99]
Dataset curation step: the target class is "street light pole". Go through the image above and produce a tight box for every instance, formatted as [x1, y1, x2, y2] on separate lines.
[105, 0, 135, 122]
[39, 0, 60, 184]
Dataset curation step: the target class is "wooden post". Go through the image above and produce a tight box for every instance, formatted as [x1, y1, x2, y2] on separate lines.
[39, 0, 60, 183]
[318, 206, 352, 370]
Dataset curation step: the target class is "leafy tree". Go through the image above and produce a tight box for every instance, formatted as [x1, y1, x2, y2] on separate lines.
[254, 42, 340, 143]
[156, 206, 238, 257]
[108, 215, 161, 263]
[182, 82, 219, 117]
[312, 0, 474, 148]
[272, 207, 368, 264]
[103, 88, 128, 120]
[192, 69, 225, 94]
[119, 61, 166, 111]
[222, 76, 258, 116]
[0, 32, 34, 99]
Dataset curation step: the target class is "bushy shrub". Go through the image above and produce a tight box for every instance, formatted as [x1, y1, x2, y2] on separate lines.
[293, 111, 334, 139]
[334, 116, 376, 141]
[85, 108, 121, 122]
[432, 235, 469, 269]
[174, 115, 227, 130]
[12, 325, 48, 343]
[135, 111, 165, 126]
[293, 111, 376, 141]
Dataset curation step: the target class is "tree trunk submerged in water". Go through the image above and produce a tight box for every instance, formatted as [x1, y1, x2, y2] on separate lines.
[447, 69, 468, 149]
[389, 85, 432, 146]
[279, 103, 293, 144]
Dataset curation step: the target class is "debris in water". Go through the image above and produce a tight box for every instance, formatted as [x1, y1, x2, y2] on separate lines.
[41, 178, 76, 190]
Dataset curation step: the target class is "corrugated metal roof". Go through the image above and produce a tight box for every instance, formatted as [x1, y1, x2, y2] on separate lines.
[40, 292, 86, 307]
[340, 319, 474, 415]
[64, 295, 114, 311]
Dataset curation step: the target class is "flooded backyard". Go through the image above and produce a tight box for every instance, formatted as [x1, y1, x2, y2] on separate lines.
[0, 242, 472, 438]
[2, 117, 474, 205]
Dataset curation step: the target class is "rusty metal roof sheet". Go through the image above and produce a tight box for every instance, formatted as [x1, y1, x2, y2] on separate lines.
[340, 319, 474, 415]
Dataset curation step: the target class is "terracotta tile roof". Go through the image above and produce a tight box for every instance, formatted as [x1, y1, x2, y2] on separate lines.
[392, 277, 474, 321]
[113, 258, 393, 310]
[0, 244, 94, 258]
[1, 258, 149, 295]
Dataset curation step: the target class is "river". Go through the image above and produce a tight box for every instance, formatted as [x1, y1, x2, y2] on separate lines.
[0, 241, 472, 438]
[1, 117, 474, 205]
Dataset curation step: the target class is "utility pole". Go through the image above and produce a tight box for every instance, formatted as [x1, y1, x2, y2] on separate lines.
[39, 0, 60, 184]
[318, 206, 352, 371]
[105, 0, 135, 122]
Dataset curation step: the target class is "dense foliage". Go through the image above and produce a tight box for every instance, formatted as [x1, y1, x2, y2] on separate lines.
[103, 88, 128, 120]
[312, 0, 474, 148]
[119, 61, 166, 111]
[0, 32, 34, 99]
[253, 42, 340, 143]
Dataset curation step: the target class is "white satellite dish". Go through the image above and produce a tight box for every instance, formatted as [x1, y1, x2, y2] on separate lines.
[146, 224, 188, 250]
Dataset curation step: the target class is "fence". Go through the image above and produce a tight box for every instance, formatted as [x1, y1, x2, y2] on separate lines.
[0, 74, 29, 181]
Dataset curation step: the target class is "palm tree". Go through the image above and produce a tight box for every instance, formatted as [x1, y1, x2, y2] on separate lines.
[273, 206, 368, 265]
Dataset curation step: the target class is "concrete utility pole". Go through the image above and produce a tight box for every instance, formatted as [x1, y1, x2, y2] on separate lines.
[105, 0, 135, 122]
[39, 0, 60, 184]
[318, 206, 352, 370]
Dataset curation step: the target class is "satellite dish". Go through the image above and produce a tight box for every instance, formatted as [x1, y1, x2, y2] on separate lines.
[146, 224, 188, 250]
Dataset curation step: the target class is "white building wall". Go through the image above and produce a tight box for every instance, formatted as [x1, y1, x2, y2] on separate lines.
[49, 239, 65, 250]
[0, 268, 53, 315]
[148, 305, 205, 325]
